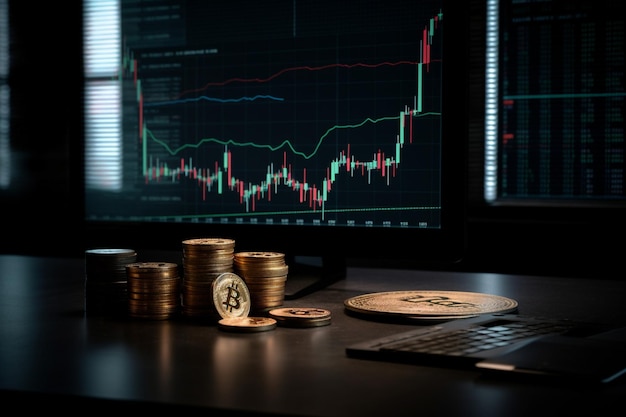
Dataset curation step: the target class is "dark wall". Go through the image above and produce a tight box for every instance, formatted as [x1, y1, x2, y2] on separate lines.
[2, 1, 84, 255]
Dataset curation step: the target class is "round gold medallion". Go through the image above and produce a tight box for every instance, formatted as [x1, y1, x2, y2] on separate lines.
[344, 290, 518, 318]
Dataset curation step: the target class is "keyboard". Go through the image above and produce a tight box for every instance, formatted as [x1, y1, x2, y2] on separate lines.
[346, 313, 614, 369]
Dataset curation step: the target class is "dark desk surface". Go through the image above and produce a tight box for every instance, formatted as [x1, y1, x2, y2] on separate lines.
[1, 254, 625, 416]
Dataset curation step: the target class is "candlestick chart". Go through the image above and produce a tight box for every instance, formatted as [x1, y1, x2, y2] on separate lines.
[87, 2, 446, 229]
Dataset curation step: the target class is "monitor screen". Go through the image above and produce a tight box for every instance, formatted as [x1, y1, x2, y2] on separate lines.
[482, 0, 625, 207]
[82, 0, 468, 275]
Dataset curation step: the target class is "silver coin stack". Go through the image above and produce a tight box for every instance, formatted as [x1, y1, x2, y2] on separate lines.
[84, 248, 137, 317]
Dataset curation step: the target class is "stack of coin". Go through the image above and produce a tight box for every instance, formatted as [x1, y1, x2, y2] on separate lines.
[84, 248, 137, 316]
[233, 251, 288, 314]
[180, 238, 235, 321]
[126, 262, 181, 320]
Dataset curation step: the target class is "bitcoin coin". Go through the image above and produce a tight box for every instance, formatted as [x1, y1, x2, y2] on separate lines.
[217, 317, 277, 333]
[268, 307, 332, 328]
[344, 290, 518, 318]
[212, 272, 251, 319]
[182, 237, 236, 248]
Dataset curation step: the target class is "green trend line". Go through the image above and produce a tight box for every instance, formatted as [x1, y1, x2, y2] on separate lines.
[146, 111, 440, 159]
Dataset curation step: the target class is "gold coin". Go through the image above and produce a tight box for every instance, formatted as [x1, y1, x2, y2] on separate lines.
[182, 237, 235, 244]
[126, 261, 178, 271]
[182, 237, 235, 250]
[269, 307, 331, 319]
[212, 272, 251, 319]
[234, 251, 285, 260]
[218, 317, 277, 332]
[344, 290, 518, 317]
[125, 262, 179, 279]
[269, 307, 332, 327]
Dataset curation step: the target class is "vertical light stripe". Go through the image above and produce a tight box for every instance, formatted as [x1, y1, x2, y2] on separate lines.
[484, 0, 499, 202]
[84, 0, 122, 191]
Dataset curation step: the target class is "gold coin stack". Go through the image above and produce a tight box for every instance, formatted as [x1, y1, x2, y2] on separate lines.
[233, 251, 289, 314]
[126, 262, 181, 320]
[84, 248, 137, 317]
[180, 238, 235, 321]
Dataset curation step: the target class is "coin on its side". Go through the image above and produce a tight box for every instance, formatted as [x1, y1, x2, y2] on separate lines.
[218, 317, 277, 333]
[268, 307, 332, 327]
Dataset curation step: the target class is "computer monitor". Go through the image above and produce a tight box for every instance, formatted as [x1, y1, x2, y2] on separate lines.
[463, 0, 625, 277]
[82, 0, 468, 291]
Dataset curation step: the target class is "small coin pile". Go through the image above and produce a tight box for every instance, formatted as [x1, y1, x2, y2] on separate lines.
[234, 251, 289, 314]
[82, 240, 332, 333]
[84, 248, 137, 316]
[181, 238, 235, 321]
[126, 262, 181, 320]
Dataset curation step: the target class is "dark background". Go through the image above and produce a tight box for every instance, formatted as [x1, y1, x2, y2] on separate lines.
[1, 0, 624, 279]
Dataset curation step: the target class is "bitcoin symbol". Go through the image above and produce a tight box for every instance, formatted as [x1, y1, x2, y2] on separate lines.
[223, 281, 241, 312]
[405, 295, 476, 309]
[213, 272, 251, 319]
[288, 308, 326, 316]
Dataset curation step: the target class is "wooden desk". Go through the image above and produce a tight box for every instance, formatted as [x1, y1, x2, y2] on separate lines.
[1, 254, 625, 416]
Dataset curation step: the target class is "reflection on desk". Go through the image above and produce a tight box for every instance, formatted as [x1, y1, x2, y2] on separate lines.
[1, 254, 625, 417]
